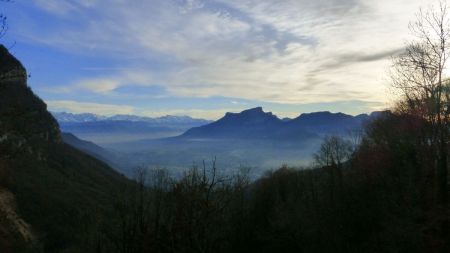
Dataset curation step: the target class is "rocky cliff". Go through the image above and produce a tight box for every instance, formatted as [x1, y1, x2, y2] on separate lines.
[0, 45, 128, 252]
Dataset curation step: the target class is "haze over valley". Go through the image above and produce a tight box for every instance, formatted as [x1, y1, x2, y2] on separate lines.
[55, 107, 380, 177]
[1, 1, 449, 252]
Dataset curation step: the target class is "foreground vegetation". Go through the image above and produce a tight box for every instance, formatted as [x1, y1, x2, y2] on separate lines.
[1, 2, 449, 253]
[5, 110, 449, 253]
[71, 111, 446, 253]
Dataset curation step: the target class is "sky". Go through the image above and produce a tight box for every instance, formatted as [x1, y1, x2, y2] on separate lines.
[0, 0, 435, 119]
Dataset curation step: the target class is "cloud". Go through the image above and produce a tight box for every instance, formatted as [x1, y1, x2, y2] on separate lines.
[46, 100, 135, 115]
[22, 0, 436, 108]
[230, 100, 248, 105]
[137, 108, 234, 120]
[313, 48, 405, 72]
[75, 78, 121, 94]
[32, 0, 77, 15]
[52, 70, 156, 95]
[352, 48, 405, 63]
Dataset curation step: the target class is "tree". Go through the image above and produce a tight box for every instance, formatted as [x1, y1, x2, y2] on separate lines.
[314, 135, 353, 168]
[391, 1, 450, 205]
[314, 135, 353, 200]
[0, 0, 10, 39]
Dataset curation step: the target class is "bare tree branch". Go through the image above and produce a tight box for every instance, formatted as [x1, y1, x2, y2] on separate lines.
[0, 0, 11, 40]
[391, 0, 450, 205]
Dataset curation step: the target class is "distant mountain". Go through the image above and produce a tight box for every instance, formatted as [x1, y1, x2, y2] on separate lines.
[286, 111, 370, 135]
[52, 111, 211, 125]
[104, 108, 378, 173]
[61, 133, 121, 168]
[182, 107, 289, 139]
[61, 132, 137, 176]
[61, 107, 385, 174]
[52, 112, 212, 144]
[181, 107, 374, 141]
[51, 112, 106, 122]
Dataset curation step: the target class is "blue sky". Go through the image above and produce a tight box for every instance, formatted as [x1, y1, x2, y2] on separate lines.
[0, 0, 433, 119]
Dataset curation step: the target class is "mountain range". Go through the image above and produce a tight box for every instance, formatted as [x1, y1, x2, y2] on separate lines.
[52, 111, 211, 125]
[66, 107, 383, 177]
[52, 112, 212, 144]
[54, 107, 381, 146]
[180, 107, 379, 141]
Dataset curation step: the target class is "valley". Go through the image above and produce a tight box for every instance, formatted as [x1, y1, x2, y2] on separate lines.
[58, 108, 379, 178]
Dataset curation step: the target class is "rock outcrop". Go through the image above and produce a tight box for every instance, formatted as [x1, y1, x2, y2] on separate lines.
[0, 45, 128, 252]
[0, 45, 61, 159]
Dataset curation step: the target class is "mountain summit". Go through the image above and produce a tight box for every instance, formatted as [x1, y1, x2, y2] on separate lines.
[0, 45, 61, 147]
[181, 108, 373, 141]
[0, 45, 27, 83]
[220, 107, 281, 126]
[182, 107, 284, 139]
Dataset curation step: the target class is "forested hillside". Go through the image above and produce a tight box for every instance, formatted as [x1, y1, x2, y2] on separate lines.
[71, 111, 448, 253]
[1, 1, 450, 252]
[0, 45, 131, 252]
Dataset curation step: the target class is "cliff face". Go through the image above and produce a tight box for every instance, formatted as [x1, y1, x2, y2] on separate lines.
[0, 45, 41, 251]
[0, 45, 61, 158]
[0, 46, 27, 82]
[0, 45, 128, 252]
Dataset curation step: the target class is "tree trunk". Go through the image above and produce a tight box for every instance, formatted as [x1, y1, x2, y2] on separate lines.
[438, 137, 448, 205]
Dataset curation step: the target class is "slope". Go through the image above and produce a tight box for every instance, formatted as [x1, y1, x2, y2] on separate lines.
[0, 45, 130, 252]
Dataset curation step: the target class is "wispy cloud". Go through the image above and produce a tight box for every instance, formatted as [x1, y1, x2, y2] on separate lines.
[138, 108, 235, 119]
[230, 100, 248, 105]
[13, 0, 436, 115]
[46, 100, 135, 115]
[48, 70, 157, 95]
[32, 0, 77, 15]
